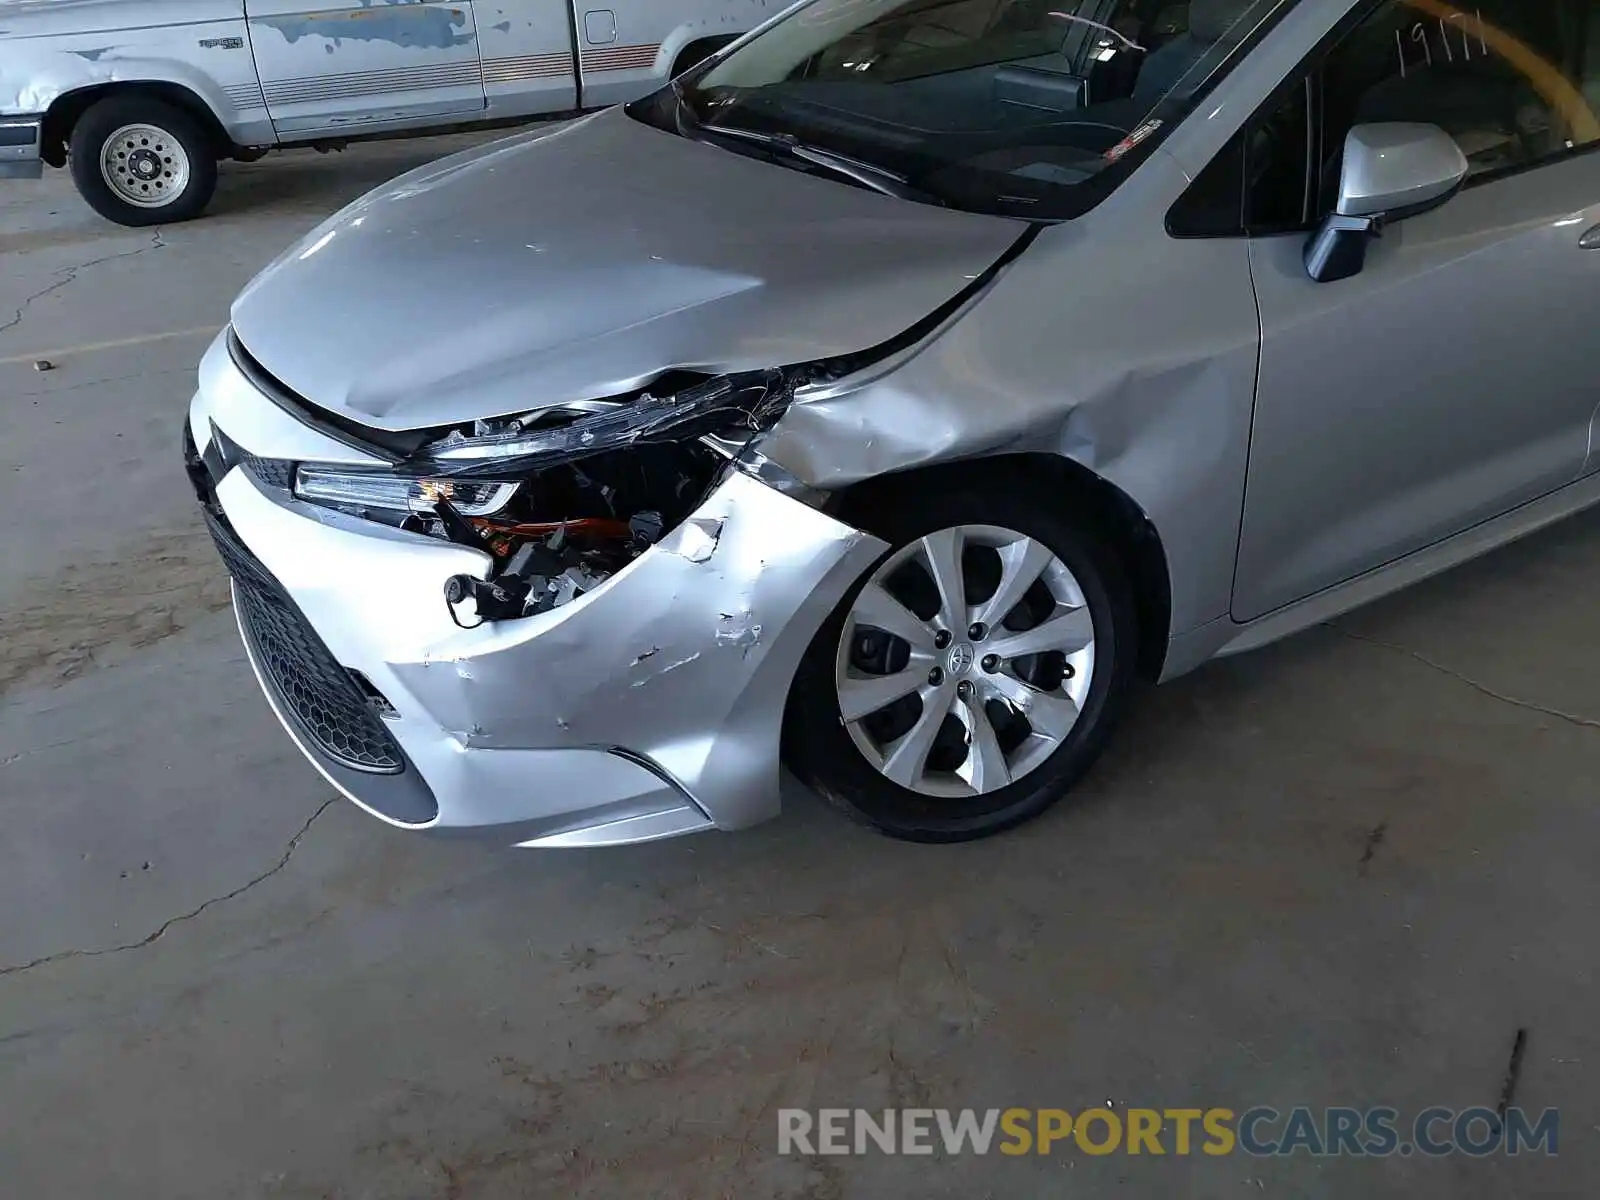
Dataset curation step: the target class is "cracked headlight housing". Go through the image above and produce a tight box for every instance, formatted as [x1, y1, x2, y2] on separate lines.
[291, 370, 794, 536]
[293, 468, 519, 517]
[415, 370, 789, 478]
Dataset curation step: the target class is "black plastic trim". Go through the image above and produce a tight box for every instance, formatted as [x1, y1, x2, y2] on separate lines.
[226, 328, 414, 462]
[0, 117, 41, 147]
[607, 747, 712, 820]
[563, 0, 584, 108]
[1165, 133, 1247, 238]
[207, 421, 297, 490]
[231, 581, 440, 826]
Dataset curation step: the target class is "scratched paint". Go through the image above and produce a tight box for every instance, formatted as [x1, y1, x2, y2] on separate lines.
[257, 1, 475, 50]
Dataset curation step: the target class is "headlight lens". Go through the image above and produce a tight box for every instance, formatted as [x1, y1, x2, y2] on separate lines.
[293, 467, 519, 517]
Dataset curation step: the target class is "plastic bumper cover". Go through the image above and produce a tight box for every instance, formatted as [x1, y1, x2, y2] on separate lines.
[191, 391, 886, 846]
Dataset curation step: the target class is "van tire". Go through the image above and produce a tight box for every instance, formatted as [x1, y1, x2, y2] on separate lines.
[68, 95, 218, 227]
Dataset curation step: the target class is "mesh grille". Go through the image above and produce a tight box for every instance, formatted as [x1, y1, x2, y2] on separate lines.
[241, 454, 295, 490]
[204, 509, 404, 773]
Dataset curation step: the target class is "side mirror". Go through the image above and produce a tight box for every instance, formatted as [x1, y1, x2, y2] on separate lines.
[1304, 123, 1468, 283]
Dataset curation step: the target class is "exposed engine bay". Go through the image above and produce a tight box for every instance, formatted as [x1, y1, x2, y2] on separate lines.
[280, 368, 800, 629]
[433, 438, 728, 627]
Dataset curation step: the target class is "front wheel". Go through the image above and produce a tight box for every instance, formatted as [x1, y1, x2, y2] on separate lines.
[784, 480, 1138, 842]
[68, 96, 218, 227]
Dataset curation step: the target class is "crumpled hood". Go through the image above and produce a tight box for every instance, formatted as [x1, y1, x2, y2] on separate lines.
[229, 108, 1025, 432]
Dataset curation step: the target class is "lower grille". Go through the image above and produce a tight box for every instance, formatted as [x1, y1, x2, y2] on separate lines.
[203, 508, 404, 773]
[240, 452, 294, 490]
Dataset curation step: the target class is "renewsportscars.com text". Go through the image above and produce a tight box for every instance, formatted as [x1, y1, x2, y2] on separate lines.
[778, 1106, 1558, 1158]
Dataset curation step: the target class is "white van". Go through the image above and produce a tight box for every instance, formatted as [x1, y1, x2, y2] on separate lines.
[0, 0, 774, 224]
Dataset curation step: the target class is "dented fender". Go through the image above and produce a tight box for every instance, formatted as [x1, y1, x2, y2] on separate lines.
[256, 468, 891, 831]
[0, 5, 267, 144]
[756, 150, 1263, 655]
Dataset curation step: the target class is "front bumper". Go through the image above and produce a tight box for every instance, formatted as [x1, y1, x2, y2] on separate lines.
[0, 115, 43, 179]
[186, 331, 884, 847]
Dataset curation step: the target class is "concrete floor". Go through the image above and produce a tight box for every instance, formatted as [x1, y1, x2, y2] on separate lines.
[1, 134, 1597, 1199]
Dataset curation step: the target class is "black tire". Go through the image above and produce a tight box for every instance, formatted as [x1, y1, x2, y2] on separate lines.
[68, 95, 219, 227]
[784, 478, 1139, 843]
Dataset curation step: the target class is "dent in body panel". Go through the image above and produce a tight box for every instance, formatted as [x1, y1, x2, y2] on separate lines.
[6, 52, 111, 110]
[254, 3, 475, 50]
[225, 108, 1024, 431]
[759, 152, 1261, 649]
[0, 21, 257, 131]
[366, 472, 889, 830]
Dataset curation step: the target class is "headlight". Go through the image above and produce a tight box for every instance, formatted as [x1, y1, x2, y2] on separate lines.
[416, 369, 788, 477]
[293, 467, 519, 517]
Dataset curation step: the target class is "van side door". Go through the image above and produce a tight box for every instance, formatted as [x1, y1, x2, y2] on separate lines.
[245, 0, 487, 138]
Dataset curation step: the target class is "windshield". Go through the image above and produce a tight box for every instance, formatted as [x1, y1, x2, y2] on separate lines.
[631, 0, 1293, 218]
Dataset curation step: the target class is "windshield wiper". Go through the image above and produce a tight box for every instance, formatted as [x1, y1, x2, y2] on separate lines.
[670, 77, 703, 133]
[696, 121, 946, 206]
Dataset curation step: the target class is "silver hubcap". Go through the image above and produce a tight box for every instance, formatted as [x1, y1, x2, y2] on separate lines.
[834, 524, 1096, 798]
[100, 123, 190, 208]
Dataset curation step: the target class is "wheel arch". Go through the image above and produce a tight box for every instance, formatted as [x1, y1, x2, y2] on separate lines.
[667, 33, 740, 79]
[829, 452, 1174, 682]
[42, 80, 233, 167]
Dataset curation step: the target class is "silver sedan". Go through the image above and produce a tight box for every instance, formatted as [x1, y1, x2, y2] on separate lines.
[187, 0, 1600, 843]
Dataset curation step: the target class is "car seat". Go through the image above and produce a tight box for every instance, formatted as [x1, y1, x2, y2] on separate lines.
[1133, 0, 1256, 99]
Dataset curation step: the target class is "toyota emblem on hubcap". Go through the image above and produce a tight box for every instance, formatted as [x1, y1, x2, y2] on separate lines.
[946, 642, 975, 675]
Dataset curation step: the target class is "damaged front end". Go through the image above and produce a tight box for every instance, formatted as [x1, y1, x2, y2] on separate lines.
[196, 325, 891, 839]
[279, 366, 804, 628]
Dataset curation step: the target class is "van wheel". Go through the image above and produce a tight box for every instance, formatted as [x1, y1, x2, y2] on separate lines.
[69, 96, 218, 226]
[784, 481, 1138, 842]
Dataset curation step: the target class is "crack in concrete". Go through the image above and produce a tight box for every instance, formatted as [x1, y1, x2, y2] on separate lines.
[1497, 1027, 1529, 1117]
[1, 738, 89, 767]
[0, 229, 166, 340]
[15, 366, 187, 400]
[0, 798, 335, 979]
[1331, 626, 1600, 731]
[1358, 820, 1387, 876]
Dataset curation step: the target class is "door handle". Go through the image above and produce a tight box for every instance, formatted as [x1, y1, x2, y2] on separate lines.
[1579, 223, 1600, 249]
